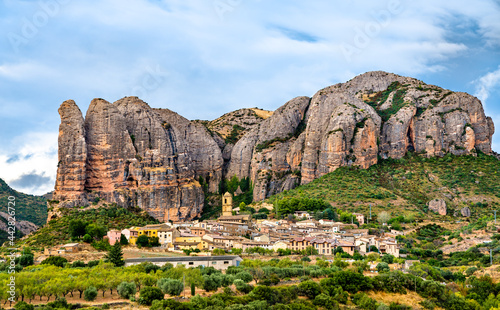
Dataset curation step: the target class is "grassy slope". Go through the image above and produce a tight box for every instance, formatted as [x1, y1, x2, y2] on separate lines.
[268, 152, 500, 220]
[0, 178, 48, 226]
[19, 204, 159, 250]
[0, 178, 48, 245]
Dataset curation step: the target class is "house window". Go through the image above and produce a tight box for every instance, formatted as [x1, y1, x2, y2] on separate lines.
[189, 262, 194, 265]
[224, 261, 229, 264]
[212, 262, 217, 265]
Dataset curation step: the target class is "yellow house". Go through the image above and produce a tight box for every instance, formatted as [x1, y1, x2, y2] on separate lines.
[137, 226, 159, 238]
[174, 233, 206, 250]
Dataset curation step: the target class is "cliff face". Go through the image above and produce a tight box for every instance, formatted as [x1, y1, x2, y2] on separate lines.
[224, 71, 494, 200]
[53, 97, 222, 222]
[53, 71, 495, 221]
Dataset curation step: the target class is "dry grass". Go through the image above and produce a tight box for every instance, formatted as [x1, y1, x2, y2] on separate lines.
[367, 291, 430, 309]
[250, 108, 273, 119]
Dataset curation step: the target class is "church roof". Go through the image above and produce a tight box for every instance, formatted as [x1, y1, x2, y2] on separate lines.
[223, 192, 232, 197]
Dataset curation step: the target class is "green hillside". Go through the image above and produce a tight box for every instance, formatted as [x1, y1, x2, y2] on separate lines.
[0, 178, 48, 226]
[18, 204, 159, 249]
[268, 152, 500, 220]
[0, 178, 48, 246]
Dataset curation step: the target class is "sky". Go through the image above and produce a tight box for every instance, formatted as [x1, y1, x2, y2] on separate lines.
[0, 0, 499, 195]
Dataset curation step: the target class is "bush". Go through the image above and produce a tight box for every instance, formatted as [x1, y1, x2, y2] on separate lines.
[41, 256, 68, 267]
[87, 260, 100, 267]
[83, 234, 93, 243]
[139, 286, 164, 305]
[71, 260, 86, 268]
[298, 280, 322, 299]
[117, 281, 136, 299]
[14, 301, 34, 310]
[377, 262, 390, 273]
[465, 266, 478, 277]
[234, 279, 253, 294]
[235, 271, 253, 283]
[157, 278, 184, 296]
[84, 286, 98, 301]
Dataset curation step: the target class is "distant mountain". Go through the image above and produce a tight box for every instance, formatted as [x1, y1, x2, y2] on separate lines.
[0, 178, 47, 245]
[51, 71, 495, 222]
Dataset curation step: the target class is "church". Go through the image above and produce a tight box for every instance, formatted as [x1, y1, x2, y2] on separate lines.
[218, 192, 251, 224]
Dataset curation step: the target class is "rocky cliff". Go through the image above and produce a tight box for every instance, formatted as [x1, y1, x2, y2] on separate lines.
[53, 71, 495, 221]
[53, 97, 223, 222]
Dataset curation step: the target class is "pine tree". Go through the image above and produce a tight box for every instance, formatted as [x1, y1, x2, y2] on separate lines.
[105, 242, 125, 267]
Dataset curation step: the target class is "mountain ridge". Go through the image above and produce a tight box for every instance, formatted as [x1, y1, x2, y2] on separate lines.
[51, 71, 495, 222]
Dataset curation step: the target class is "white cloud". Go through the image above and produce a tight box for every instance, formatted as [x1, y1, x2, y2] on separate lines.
[474, 66, 500, 103]
[0, 131, 58, 195]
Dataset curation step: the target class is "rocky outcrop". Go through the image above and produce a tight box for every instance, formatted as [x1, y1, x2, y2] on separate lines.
[0, 211, 38, 235]
[461, 207, 471, 217]
[224, 71, 495, 200]
[53, 97, 222, 222]
[428, 199, 447, 216]
[54, 71, 496, 218]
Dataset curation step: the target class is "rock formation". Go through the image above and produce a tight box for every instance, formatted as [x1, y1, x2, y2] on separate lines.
[428, 199, 447, 216]
[53, 71, 495, 221]
[53, 97, 223, 222]
[461, 206, 471, 217]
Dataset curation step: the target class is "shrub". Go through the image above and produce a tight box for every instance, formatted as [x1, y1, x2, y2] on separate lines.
[71, 260, 86, 268]
[157, 278, 184, 296]
[139, 286, 164, 305]
[84, 286, 98, 301]
[298, 280, 322, 299]
[235, 271, 253, 283]
[117, 281, 136, 299]
[377, 262, 390, 273]
[41, 256, 68, 267]
[14, 301, 34, 310]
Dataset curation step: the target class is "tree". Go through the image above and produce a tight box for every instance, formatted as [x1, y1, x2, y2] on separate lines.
[41, 256, 68, 267]
[191, 283, 195, 296]
[117, 281, 136, 299]
[120, 234, 129, 245]
[69, 220, 87, 238]
[377, 263, 390, 273]
[149, 236, 160, 247]
[157, 278, 184, 296]
[83, 234, 93, 243]
[18, 248, 34, 267]
[136, 234, 150, 247]
[85, 223, 107, 240]
[84, 286, 98, 301]
[378, 212, 391, 225]
[298, 280, 322, 299]
[139, 287, 164, 305]
[105, 242, 125, 267]
[381, 254, 394, 264]
[235, 271, 253, 283]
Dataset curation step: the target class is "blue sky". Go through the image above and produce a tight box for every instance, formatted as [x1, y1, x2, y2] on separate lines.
[0, 0, 499, 195]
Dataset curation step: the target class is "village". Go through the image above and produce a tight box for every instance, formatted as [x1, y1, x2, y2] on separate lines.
[44, 193, 400, 264]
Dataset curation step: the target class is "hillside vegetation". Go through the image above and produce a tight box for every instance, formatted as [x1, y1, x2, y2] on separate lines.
[17, 204, 159, 250]
[0, 178, 47, 245]
[268, 152, 500, 219]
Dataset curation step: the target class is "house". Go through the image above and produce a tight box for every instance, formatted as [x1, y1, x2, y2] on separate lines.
[336, 240, 356, 256]
[233, 240, 272, 252]
[273, 240, 289, 251]
[254, 234, 270, 243]
[294, 211, 311, 220]
[124, 255, 243, 270]
[106, 230, 121, 246]
[353, 213, 365, 225]
[158, 227, 180, 247]
[121, 228, 139, 244]
[190, 227, 207, 237]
